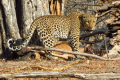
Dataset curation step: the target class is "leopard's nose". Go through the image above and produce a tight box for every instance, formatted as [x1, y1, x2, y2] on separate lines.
[88, 27, 93, 31]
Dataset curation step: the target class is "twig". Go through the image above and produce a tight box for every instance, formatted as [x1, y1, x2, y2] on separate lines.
[97, 37, 109, 50]
[103, 35, 109, 59]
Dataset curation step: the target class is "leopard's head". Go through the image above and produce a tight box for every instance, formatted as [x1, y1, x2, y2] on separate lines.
[80, 13, 98, 31]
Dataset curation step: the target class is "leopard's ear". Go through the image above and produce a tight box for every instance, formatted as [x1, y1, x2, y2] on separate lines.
[79, 14, 83, 18]
[93, 11, 98, 18]
[95, 13, 98, 18]
[82, 14, 85, 18]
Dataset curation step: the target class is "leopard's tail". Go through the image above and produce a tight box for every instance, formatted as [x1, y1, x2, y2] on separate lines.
[7, 23, 36, 51]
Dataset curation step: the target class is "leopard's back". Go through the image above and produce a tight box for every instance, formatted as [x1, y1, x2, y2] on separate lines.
[36, 15, 71, 40]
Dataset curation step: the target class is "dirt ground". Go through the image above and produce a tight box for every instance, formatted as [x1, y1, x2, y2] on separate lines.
[1, 41, 120, 80]
[0, 55, 120, 80]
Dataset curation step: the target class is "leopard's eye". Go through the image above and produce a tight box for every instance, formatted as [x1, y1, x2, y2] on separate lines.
[93, 21, 95, 23]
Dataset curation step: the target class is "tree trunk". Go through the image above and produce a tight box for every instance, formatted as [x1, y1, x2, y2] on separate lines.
[0, 0, 50, 57]
[1, 0, 21, 40]
[0, 30, 2, 55]
[0, 3, 4, 55]
[20, 0, 33, 38]
[20, 0, 50, 39]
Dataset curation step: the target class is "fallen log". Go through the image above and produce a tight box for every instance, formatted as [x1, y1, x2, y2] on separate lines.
[0, 72, 120, 79]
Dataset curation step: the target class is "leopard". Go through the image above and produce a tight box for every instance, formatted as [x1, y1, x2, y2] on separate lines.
[7, 12, 98, 59]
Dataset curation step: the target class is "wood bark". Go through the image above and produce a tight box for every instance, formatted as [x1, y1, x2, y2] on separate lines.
[0, 2, 5, 55]
[49, 0, 63, 15]
[20, 0, 33, 38]
[0, 72, 120, 79]
[0, 4, 3, 55]
[0, 29, 2, 55]
[62, 0, 64, 15]
[57, 0, 61, 15]
[1, 0, 21, 40]
[21, 0, 50, 39]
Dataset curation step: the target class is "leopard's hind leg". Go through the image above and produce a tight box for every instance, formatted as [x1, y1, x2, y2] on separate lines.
[37, 28, 55, 60]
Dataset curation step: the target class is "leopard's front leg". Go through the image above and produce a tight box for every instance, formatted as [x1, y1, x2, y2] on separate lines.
[70, 37, 79, 52]
[70, 36, 85, 59]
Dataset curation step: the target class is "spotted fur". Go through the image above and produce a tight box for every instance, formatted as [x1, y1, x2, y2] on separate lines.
[7, 12, 98, 54]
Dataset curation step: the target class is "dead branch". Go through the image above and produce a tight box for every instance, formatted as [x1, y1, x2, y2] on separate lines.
[103, 36, 109, 59]
[109, 21, 120, 25]
[80, 40, 102, 44]
[97, 1, 120, 12]
[29, 45, 120, 60]
[109, 26, 120, 32]
[98, 9, 116, 17]
[105, 17, 115, 24]
[97, 3, 114, 11]
[0, 72, 120, 79]
[80, 27, 108, 39]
